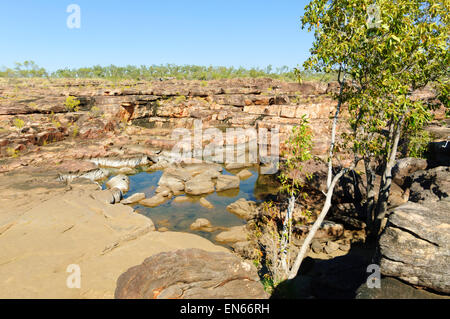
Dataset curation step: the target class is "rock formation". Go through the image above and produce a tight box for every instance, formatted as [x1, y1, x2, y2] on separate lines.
[114, 248, 267, 299]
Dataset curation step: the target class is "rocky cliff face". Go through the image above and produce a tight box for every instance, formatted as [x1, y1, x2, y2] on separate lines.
[0, 78, 340, 159]
[1, 78, 444, 170]
[379, 166, 450, 294]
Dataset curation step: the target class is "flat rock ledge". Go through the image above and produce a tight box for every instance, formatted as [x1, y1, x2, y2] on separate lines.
[0, 176, 227, 298]
[115, 248, 268, 299]
[379, 199, 450, 294]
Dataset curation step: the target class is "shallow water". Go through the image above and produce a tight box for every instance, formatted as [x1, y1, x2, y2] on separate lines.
[118, 166, 279, 244]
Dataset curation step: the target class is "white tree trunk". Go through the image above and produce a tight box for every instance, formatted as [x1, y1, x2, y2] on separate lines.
[375, 119, 403, 227]
[327, 76, 345, 189]
[279, 194, 295, 275]
[288, 166, 351, 279]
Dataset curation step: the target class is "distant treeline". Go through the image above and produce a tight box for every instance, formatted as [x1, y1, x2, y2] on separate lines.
[0, 61, 336, 82]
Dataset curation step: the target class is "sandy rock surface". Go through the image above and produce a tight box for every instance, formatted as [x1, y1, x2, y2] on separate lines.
[0, 170, 227, 298]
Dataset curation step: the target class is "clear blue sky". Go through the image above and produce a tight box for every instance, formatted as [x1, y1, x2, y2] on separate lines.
[0, 0, 314, 71]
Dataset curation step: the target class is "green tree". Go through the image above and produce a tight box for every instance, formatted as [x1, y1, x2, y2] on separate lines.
[289, 0, 449, 278]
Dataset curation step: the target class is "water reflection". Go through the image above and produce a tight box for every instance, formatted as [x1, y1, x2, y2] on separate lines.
[120, 165, 280, 243]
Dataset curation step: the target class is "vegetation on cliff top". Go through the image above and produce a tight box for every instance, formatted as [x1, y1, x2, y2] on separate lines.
[0, 61, 336, 82]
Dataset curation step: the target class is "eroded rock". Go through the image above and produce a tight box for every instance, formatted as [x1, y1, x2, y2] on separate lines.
[106, 174, 130, 193]
[185, 175, 215, 195]
[215, 225, 248, 244]
[392, 157, 427, 188]
[236, 169, 253, 180]
[121, 193, 145, 205]
[90, 188, 123, 204]
[216, 175, 240, 192]
[190, 218, 214, 232]
[199, 197, 214, 209]
[139, 194, 171, 207]
[409, 166, 450, 203]
[379, 199, 450, 293]
[114, 249, 267, 299]
[226, 198, 258, 220]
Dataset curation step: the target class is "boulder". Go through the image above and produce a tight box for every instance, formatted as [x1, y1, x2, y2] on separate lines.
[172, 196, 190, 203]
[180, 163, 222, 177]
[215, 225, 248, 244]
[190, 218, 214, 232]
[231, 241, 259, 260]
[199, 197, 214, 209]
[236, 169, 253, 180]
[139, 194, 170, 207]
[158, 172, 185, 194]
[90, 188, 123, 204]
[121, 193, 145, 205]
[193, 168, 221, 180]
[409, 166, 450, 203]
[106, 174, 130, 193]
[295, 220, 344, 240]
[162, 167, 193, 181]
[155, 185, 171, 194]
[225, 162, 251, 170]
[118, 167, 137, 175]
[216, 175, 240, 192]
[185, 175, 215, 195]
[226, 198, 258, 220]
[310, 240, 323, 254]
[324, 241, 340, 254]
[379, 199, 450, 293]
[114, 249, 267, 299]
[392, 157, 427, 188]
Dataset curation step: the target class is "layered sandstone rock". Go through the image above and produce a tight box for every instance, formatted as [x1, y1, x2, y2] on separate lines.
[0, 173, 227, 298]
[379, 200, 450, 294]
[226, 198, 258, 220]
[114, 248, 267, 299]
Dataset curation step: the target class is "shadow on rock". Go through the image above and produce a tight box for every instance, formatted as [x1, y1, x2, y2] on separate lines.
[270, 243, 375, 299]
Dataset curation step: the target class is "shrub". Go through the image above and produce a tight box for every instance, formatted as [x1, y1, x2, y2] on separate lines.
[407, 130, 432, 159]
[65, 96, 80, 112]
[13, 118, 25, 130]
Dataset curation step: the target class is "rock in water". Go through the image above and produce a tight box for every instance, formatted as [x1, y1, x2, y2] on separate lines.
[173, 196, 190, 203]
[121, 193, 145, 205]
[199, 197, 214, 209]
[185, 176, 215, 195]
[216, 175, 240, 192]
[158, 171, 185, 194]
[236, 169, 253, 180]
[226, 198, 257, 220]
[106, 174, 130, 193]
[114, 249, 267, 299]
[119, 167, 137, 175]
[139, 194, 170, 207]
[215, 225, 248, 243]
[190, 218, 213, 232]
[379, 199, 450, 294]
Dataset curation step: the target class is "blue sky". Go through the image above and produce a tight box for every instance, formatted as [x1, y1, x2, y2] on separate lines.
[0, 0, 314, 71]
